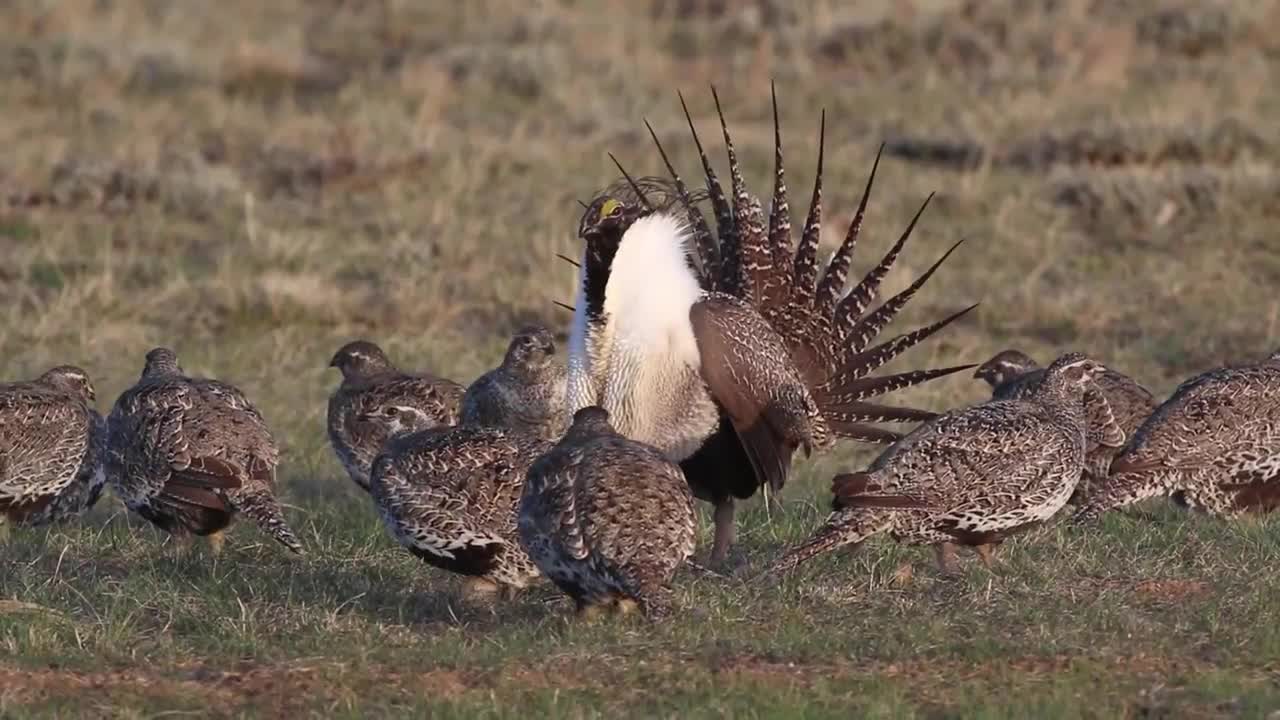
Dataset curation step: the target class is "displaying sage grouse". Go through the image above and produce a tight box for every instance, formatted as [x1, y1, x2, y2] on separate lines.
[107, 348, 303, 555]
[567, 87, 975, 564]
[975, 348, 1156, 500]
[772, 353, 1104, 575]
[1076, 349, 1280, 521]
[328, 340, 464, 492]
[364, 327, 571, 599]
[519, 407, 696, 619]
[460, 325, 569, 440]
[0, 366, 106, 533]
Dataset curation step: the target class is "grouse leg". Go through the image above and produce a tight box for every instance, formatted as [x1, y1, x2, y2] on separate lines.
[974, 543, 995, 569]
[933, 542, 959, 575]
[462, 577, 501, 604]
[207, 529, 226, 557]
[709, 498, 736, 566]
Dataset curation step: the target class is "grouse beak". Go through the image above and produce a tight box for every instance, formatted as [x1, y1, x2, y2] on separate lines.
[87, 386, 96, 402]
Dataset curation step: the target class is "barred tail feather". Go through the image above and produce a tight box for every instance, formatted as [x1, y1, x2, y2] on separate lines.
[763, 82, 793, 308]
[834, 193, 934, 339]
[814, 145, 883, 315]
[1073, 469, 1179, 524]
[846, 238, 966, 354]
[680, 90, 733, 292]
[829, 304, 979, 388]
[770, 511, 893, 575]
[237, 489, 304, 555]
[792, 109, 825, 303]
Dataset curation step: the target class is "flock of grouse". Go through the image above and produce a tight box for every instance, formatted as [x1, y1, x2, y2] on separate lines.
[3, 89, 1278, 620]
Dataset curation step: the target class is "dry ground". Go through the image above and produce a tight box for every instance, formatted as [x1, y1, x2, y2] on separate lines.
[2, 0, 1280, 717]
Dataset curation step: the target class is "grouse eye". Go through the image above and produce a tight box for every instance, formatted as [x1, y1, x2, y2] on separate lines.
[599, 198, 621, 220]
[383, 407, 399, 417]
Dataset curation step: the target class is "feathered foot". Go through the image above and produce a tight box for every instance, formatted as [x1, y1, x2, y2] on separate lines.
[462, 577, 502, 604]
[934, 542, 960, 575]
[974, 543, 996, 570]
[207, 529, 226, 557]
[708, 499, 736, 567]
[615, 596, 641, 616]
[236, 490, 304, 555]
[576, 601, 609, 623]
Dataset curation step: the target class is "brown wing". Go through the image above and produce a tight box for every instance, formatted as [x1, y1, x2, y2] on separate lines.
[690, 294, 820, 493]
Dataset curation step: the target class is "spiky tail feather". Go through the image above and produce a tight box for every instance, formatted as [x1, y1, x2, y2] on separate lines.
[235, 489, 304, 554]
[769, 511, 894, 575]
[641, 88, 975, 445]
[1072, 469, 1179, 524]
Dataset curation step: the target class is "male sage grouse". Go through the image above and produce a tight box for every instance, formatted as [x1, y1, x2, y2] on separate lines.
[1075, 348, 1280, 521]
[365, 326, 568, 600]
[328, 340, 464, 492]
[519, 406, 696, 619]
[567, 87, 975, 564]
[107, 348, 303, 555]
[974, 348, 1156, 500]
[772, 353, 1104, 575]
[460, 325, 569, 441]
[0, 366, 106, 534]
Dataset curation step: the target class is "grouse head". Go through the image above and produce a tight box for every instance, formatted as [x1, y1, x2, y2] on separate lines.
[39, 365, 96, 403]
[330, 340, 394, 382]
[973, 349, 1039, 388]
[142, 347, 184, 378]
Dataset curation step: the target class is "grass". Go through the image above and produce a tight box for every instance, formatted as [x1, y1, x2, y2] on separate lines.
[2, 0, 1280, 716]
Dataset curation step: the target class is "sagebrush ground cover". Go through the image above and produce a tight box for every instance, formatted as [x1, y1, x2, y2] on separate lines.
[2, 1, 1279, 717]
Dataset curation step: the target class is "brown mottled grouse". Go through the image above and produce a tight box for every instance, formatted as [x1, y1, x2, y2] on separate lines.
[1075, 348, 1280, 521]
[519, 406, 696, 619]
[365, 327, 569, 600]
[773, 353, 1104, 575]
[107, 348, 303, 555]
[327, 340, 464, 492]
[975, 348, 1156, 499]
[568, 87, 975, 565]
[0, 366, 106, 534]
[461, 325, 569, 440]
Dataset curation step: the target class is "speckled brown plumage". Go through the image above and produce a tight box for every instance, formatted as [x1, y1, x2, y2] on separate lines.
[369, 425, 550, 595]
[1075, 349, 1280, 521]
[362, 328, 571, 598]
[568, 87, 974, 564]
[327, 340, 463, 492]
[519, 407, 696, 619]
[461, 325, 568, 441]
[975, 349, 1156, 499]
[107, 348, 302, 555]
[774, 353, 1104, 575]
[0, 366, 105, 530]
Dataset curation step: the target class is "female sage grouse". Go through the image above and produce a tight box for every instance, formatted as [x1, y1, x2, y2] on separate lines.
[1075, 349, 1280, 521]
[107, 348, 303, 555]
[519, 406, 696, 619]
[974, 348, 1156, 499]
[460, 325, 569, 440]
[567, 87, 974, 564]
[0, 365, 106, 533]
[365, 326, 568, 599]
[328, 340, 464, 492]
[772, 353, 1104, 575]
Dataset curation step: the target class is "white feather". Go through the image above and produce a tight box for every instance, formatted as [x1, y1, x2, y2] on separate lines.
[602, 212, 703, 365]
[566, 247, 596, 413]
